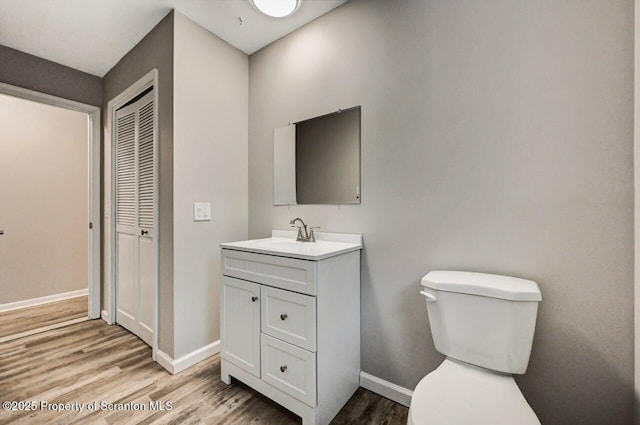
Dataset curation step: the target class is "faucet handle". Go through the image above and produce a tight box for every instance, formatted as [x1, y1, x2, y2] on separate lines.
[309, 226, 320, 242]
[291, 224, 304, 240]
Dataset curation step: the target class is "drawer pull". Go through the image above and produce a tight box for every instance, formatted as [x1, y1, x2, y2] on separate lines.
[280, 314, 288, 321]
[280, 365, 287, 373]
[251, 296, 258, 302]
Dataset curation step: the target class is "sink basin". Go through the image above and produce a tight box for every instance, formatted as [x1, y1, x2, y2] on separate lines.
[220, 231, 362, 260]
[258, 240, 311, 251]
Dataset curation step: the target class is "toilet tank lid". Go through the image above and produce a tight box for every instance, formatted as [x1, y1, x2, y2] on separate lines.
[421, 271, 542, 301]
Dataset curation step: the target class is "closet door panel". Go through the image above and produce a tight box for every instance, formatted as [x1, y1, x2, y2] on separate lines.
[114, 90, 155, 346]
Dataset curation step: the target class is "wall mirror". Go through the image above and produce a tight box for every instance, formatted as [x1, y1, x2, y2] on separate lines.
[273, 106, 361, 205]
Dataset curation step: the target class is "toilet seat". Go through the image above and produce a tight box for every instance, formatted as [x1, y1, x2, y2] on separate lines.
[408, 359, 540, 425]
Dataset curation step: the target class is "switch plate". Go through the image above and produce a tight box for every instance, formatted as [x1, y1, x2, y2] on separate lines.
[194, 202, 211, 221]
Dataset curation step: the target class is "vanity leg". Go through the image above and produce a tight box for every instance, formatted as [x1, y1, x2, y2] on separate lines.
[221, 360, 232, 385]
[300, 407, 319, 425]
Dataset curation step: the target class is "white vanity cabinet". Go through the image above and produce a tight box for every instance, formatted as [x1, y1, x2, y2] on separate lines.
[220, 231, 362, 425]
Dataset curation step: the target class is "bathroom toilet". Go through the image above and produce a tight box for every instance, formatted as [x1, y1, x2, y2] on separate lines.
[408, 270, 542, 425]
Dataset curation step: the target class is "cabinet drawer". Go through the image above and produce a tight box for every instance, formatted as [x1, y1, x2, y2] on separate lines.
[261, 334, 316, 407]
[261, 286, 316, 352]
[222, 249, 317, 295]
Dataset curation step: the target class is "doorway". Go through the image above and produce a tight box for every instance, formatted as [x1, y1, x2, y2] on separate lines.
[0, 83, 101, 333]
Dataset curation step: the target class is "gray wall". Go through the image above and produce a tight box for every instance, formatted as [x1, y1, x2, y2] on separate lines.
[635, 0, 640, 421]
[0, 44, 102, 107]
[248, 1, 634, 424]
[173, 12, 248, 358]
[0, 93, 88, 303]
[103, 11, 175, 356]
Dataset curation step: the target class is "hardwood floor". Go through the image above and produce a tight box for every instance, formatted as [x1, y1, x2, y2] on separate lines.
[0, 296, 88, 340]
[0, 318, 408, 425]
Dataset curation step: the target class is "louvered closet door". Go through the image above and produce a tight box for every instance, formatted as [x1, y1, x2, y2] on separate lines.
[115, 90, 155, 346]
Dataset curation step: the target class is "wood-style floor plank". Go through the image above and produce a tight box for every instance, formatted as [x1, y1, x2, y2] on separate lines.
[0, 316, 408, 424]
[0, 296, 88, 338]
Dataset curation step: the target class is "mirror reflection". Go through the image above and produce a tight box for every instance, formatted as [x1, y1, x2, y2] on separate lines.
[274, 106, 361, 205]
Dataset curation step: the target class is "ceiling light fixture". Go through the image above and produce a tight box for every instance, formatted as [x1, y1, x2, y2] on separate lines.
[251, 0, 299, 18]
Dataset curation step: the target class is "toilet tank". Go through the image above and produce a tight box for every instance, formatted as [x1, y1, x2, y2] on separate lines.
[421, 271, 542, 374]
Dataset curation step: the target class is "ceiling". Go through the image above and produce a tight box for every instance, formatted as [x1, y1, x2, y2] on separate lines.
[0, 0, 348, 77]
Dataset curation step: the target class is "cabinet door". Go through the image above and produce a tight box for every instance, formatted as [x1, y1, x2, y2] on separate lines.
[221, 276, 261, 377]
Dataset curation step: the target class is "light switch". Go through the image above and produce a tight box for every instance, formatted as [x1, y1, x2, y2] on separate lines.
[194, 202, 211, 221]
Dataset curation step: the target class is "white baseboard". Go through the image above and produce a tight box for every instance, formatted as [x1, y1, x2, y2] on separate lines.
[100, 309, 111, 324]
[359, 371, 413, 407]
[0, 289, 88, 313]
[156, 340, 220, 375]
[155, 349, 175, 374]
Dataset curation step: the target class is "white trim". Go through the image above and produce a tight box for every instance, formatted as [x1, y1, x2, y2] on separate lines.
[156, 341, 221, 375]
[88, 109, 101, 319]
[359, 371, 414, 407]
[101, 309, 111, 324]
[0, 82, 101, 320]
[105, 69, 159, 358]
[0, 289, 88, 313]
[155, 349, 175, 374]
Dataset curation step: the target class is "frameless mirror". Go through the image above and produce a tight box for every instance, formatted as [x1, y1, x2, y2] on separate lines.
[273, 106, 361, 205]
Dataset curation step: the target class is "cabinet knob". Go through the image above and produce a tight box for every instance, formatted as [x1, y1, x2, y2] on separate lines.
[251, 296, 258, 302]
[280, 314, 288, 321]
[141, 229, 149, 236]
[280, 365, 287, 373]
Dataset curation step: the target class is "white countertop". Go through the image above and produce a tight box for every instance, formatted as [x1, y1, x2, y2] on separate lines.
[220, 230, 362, 260]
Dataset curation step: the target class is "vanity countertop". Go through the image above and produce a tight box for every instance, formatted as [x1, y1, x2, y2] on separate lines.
[220, 230, 362, 261]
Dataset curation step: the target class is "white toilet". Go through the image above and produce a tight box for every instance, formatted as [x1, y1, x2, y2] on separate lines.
[408, 270, 542, 425]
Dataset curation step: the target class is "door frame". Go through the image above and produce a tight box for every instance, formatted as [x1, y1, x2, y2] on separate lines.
[105, 69, 159, 358]
[0, 82, 101, 320]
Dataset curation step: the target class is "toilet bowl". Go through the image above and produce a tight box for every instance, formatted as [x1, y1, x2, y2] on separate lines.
[407, 359, 539, 425]
[409, 271, 542, 425]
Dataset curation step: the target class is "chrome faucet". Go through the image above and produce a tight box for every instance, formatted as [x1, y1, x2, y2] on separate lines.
[290, 217, 318, 242]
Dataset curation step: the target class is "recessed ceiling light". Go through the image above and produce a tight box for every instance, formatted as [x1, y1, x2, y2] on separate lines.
[251, 0, 299, 18]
